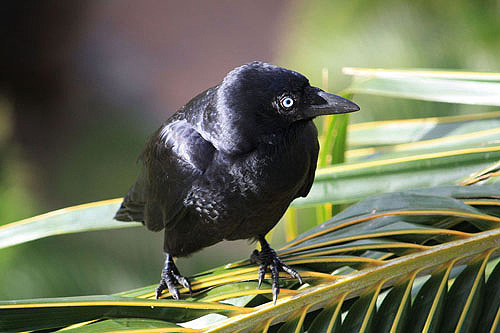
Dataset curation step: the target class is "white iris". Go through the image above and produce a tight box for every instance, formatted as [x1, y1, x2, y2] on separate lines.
[281, 97, 294, 108]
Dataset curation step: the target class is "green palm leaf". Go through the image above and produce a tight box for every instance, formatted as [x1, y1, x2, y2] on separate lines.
[342, 67, 500, 106]
[1, 184, 499, 332]
[347, 111, 500, 150]
[0, 199, 134, 250]
[294, 144, 500, 207]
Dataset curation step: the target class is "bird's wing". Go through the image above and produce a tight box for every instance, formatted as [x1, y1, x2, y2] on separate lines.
[297, 125, 319, 198]
[156, 120, 215, 172]
[115, 119, 216, 231]
[297, 156, 317, 198]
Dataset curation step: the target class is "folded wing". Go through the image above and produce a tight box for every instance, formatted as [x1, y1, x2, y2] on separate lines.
[114, 119, 216, 232]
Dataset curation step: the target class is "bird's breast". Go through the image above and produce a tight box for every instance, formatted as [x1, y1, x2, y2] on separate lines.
[183, 121, 318, 241]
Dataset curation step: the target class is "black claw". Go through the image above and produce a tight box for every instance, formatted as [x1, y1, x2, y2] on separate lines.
[296, 274, 303, 285]
[156, 253, 190, 300]
[251, 236, 302, 303]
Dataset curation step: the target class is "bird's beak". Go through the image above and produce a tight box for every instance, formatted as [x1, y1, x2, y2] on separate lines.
[302, 88, 359, 118]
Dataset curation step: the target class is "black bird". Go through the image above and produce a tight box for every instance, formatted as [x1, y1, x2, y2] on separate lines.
[115, 61, 359, 302]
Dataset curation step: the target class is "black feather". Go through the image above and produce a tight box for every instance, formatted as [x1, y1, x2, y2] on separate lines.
[115, 61, 359, 299]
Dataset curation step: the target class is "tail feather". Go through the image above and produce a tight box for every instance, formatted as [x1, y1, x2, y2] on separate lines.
[114, 200, 145, 222]
[115, 179, 146, 223]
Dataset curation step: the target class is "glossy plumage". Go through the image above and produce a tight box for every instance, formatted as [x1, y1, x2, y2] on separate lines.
[115, 61, 359, 301]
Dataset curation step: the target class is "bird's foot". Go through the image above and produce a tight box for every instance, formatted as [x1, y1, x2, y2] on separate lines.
[250, 237, 303, 304]
[156, 254, 192, 300]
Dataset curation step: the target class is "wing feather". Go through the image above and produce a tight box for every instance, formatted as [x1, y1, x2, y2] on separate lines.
[115, 120, 215, 232]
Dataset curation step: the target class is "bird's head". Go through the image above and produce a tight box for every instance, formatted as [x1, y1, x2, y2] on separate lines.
[201, 62, 359, 154]
[217, 61, 359, 125]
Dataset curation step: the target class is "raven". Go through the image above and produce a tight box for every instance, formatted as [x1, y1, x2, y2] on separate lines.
[115, 61, 359, 302]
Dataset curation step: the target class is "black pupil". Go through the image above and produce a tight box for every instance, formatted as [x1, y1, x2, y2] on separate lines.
[283, 98, 292, 107]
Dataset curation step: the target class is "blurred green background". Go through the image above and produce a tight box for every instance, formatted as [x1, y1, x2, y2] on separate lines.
[1, 0, 499, 300]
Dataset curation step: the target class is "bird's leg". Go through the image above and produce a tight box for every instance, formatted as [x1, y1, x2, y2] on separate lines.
[155, 253, 192, 299]
[250, 236, 303, 304]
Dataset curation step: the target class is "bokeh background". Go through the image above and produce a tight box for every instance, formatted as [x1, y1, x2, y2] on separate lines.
[1, 0, 499, 300]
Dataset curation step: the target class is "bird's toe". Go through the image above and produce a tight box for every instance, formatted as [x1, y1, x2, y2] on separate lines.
[174, 274, 192, 295]
[278, 260, 303, 285]
[166, 277, 181, 300]
[270, 262, 280, 304]
[155, 281, 167, 299]
[156, 272, 181, 300]
[257, 264, 267, 289]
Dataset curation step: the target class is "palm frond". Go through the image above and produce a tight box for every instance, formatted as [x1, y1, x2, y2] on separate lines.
[342, 67, 500, 106]
[2, 184, 499, 332]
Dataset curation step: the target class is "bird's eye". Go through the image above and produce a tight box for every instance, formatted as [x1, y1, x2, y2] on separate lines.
[280, 96, 294, 109]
